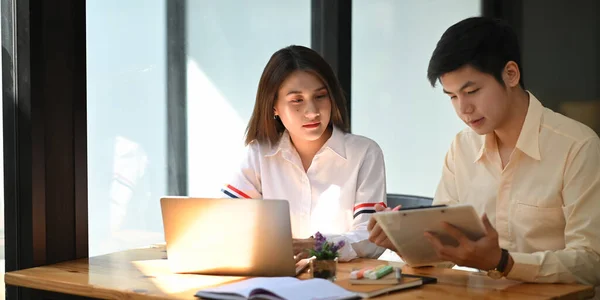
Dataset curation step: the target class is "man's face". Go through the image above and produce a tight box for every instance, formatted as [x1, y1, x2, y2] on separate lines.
[440, 65, 512, 135]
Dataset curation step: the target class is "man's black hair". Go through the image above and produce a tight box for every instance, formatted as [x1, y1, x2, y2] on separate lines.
[427, 17, 525, 89]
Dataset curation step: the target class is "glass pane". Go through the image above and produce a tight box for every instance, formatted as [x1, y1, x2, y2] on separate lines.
[351, 0, 481, 197]
[87, 0, 310, 256]
[186, 1, 310, 197]
[87, 0, 167, 256]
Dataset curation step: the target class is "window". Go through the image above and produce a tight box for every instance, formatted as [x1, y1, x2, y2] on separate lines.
[87, 0, 168, 256]
[185, 0, 310, 197]
[351, 0, 481, 197]
[87, 0, 310, 256]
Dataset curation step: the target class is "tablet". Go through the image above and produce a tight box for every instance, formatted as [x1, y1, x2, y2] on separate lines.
[373, 204, 486, 267]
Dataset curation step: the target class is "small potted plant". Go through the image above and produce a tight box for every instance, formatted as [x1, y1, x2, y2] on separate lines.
[308, 232, 345, 281]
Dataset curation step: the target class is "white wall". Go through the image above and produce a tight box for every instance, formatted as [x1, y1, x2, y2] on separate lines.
[87, 0, 167, 256]
[186, 1, 311, 197]
[352, 0, 481, 197]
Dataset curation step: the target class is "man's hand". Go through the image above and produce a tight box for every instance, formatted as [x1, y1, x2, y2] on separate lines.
[293, 238, 316, 262]
[367, 204, 401, 251]
[424, 213, 503, 271]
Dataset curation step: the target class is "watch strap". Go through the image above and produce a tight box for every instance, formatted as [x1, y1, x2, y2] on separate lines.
[496, 248, 509, 273]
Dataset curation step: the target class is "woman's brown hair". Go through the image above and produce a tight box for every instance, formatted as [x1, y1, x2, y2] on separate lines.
[245, 45, 350, 146]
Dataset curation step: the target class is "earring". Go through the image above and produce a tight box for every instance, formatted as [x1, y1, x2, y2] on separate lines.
[273, 115, 279, 120]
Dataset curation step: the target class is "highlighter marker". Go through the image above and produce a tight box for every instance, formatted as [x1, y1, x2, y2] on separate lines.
[349, 267, 372, 279]
[363, 264, 388, 279]
[366, 265, 393, 280]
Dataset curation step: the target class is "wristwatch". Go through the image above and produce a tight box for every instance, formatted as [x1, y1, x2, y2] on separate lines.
[487, 248, 509, 279]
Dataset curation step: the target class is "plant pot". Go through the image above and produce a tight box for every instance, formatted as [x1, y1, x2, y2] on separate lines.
[310, 258, 338, 281]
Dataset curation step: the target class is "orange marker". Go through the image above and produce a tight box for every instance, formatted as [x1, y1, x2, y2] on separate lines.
[349, 266, 373, 279]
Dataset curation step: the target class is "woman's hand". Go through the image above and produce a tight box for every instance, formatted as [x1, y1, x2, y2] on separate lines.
[293, 238, 316, 261]
[367, 204, 401, 251]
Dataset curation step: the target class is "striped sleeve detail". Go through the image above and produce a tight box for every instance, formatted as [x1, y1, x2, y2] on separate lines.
[353, 202, 386, 218]
[113, 173, 135, 190]
[221, 184, 251, 199]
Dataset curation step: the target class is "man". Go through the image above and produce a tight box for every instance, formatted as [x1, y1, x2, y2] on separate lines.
[368, 16, 600, 287]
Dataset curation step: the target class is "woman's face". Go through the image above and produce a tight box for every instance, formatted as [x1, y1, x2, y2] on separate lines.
[274, 70, 332, 143]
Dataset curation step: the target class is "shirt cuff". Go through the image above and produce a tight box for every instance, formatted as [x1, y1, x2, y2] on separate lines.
[321, 234, 358, 262]
[506, 252, 541, 282]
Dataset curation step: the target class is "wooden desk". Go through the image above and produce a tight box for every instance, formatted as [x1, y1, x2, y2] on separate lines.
[4, 245, 595, 299]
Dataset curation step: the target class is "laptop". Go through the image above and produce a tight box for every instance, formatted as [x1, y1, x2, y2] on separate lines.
[160, 197, 308, 277]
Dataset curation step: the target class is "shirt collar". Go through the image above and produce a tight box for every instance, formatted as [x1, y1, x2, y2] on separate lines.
[474, 91, 543, 162]
[515, 92, 543, 161]
[474, 134, 495, 163]
[265, 126, 347, 159]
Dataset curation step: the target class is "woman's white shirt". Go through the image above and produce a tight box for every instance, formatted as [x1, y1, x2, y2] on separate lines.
[222, 126, 387, 261]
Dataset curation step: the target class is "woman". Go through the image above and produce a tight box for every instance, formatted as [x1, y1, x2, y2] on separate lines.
[222, 45, 387, 261]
